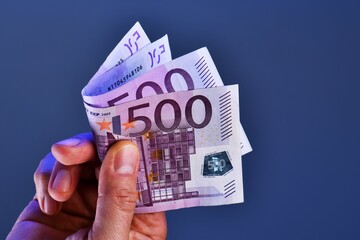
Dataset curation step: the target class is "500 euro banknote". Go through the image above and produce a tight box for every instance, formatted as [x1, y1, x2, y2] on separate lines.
[84, 85, 244, 213]
[83, 47, 252, 155]
[83, 34, 172, 97]
[90, 22, 151, 82]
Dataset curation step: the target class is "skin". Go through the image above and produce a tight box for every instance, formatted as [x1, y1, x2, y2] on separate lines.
[7, 133, 167, 240]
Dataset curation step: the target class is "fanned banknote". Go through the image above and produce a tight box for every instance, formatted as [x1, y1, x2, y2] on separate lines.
[83, 35, 172, 97]
[90, 22, 151, 82]
[83, 47, 252, 154]
[83, 47, 222, 107]
[82, 23, 252, 212]
[84, 85, 244, 213]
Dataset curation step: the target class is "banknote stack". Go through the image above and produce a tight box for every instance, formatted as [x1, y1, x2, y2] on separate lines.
[82, 22, 252, 213]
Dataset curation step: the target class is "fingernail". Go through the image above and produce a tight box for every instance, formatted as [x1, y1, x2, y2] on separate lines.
[52, 169, 71, 192]
[56, 138, 81, 147]
[44, 195, 58, 214]
[114, 145, 139, 174]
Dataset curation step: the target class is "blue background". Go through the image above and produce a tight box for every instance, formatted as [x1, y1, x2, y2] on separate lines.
[1, 0, 359, 239]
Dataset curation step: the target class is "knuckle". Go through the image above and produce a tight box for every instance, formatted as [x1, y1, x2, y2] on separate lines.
[34, 152, 56, 184]
[109, 188, 138, 212]
[33, 169, 50, 185]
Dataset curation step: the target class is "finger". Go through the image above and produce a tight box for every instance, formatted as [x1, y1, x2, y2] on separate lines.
[129, 230, 152, 240]
[65, 227, 91, 240]
[95, 166, 100, 181]
[49, 132, 100, 203]
[34, 153, 62, 215]
[51, 132, 97, 166]
[48, 160, 81, 202]
[90, 140, 140, 239]
[131, 212, 167, 239]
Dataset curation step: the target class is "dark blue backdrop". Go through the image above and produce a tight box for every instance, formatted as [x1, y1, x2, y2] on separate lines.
[1, 0, 359, 239]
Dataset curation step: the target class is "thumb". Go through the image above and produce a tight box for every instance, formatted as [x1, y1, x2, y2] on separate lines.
[90, 140, 140, 240]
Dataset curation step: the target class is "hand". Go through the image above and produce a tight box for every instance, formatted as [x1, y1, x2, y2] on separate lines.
[7, 133, 167, 240]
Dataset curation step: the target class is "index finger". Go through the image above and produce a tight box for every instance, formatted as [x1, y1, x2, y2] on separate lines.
[51, 132, 97, 166]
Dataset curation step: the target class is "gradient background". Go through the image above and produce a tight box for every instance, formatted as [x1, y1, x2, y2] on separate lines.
[1, 0, 359, 239]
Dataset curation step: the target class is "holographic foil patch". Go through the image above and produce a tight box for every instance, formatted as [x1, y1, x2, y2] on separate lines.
[203, 151, 233, 176]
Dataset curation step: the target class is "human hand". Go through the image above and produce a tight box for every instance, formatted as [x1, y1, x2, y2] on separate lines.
[7, 133, 167, 240]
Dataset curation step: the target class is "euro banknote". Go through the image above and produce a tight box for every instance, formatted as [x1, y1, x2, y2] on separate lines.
[83, 47, 222, 107]
[90, 22, 151, 82]
[83, 47, 252, 154]
[84, 85, 244, 212]
[83, 34, 172, 97]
